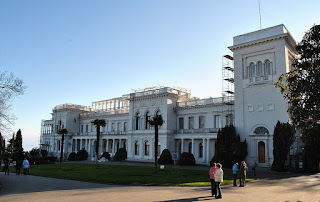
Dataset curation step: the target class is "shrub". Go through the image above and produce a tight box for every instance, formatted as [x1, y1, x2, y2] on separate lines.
[158, 149, 173, 165]
[41, 149, 48, 157]
[68, 152, 77, 161]
[100, 152, 111, 161]
[76, 149, 88, 161]
[178, 152, 195, 166]
[114, 148, 127, 161]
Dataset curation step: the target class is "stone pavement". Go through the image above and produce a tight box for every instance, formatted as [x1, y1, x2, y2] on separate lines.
[0, 171, 319, 202]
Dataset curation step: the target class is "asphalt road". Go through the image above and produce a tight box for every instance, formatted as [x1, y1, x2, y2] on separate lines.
[0, 172, 319, 202]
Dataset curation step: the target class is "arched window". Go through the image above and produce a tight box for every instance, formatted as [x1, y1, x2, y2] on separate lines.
[188, 142, 192, 153]
[117, 142, 120, 151]
[254, 126, 269, 135]
[134, 141, 139, 155]
[145, 141, 150, 156]
[258, 141, 265, 163]
[136, 113, 141, 130]
[156, 110, 162, 129]
[145, 111, 151, 129]
[249, 63, 255, 78]
[264, 60, 271, 75]
[256, 61, 263, 76]
[199, 142, 203, 157]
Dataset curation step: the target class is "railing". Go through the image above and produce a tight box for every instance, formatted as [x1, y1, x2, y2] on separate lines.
[53, 103, 91, 111]
[177, 97, 234, 107]
[174, 128, 219, 134]
[248, 75, 270, 84]
[131, 87, 190, 98]
[80, 108, 129, 118]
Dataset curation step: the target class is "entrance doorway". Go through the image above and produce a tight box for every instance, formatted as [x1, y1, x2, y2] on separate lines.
[258, 141, 265, 163]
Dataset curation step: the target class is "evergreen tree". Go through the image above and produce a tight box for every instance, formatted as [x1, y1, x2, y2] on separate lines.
[272, 121, 295, 171]
[12, 129, 24, 160]
[211, 125, 247, 168]
[276, 24, 320, 171]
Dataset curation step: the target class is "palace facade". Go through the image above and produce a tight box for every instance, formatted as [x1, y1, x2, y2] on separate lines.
[40, 24, 297, 167]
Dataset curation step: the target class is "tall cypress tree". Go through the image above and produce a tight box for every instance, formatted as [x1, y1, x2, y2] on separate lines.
[13, 129, 24, 160]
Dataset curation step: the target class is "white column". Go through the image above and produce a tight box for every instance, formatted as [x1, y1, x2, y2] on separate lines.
[206, 138, 210, 164]
[191, 138, 195, 155]
[112, 139, 115, 154]
[75, 139, 78, 153]
[202, 138, 206, 163]
[88, 139, 91, 158]
[181, 138, 184, 153]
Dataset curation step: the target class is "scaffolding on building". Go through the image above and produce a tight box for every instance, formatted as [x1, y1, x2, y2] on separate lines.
[222, 55, 234, 126]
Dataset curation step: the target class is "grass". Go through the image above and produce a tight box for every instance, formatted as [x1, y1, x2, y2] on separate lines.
[15, 163, 256, 186]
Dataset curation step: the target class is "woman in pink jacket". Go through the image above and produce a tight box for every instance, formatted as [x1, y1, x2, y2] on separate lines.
[214, 163, 223, 199]
[209, 163, 217, 197]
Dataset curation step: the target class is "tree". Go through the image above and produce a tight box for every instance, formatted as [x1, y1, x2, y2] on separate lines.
[91, 119, 106, 162]
[211, 125, 247, 168]
[0, 132, 5, 157]
[12, 129, 24, 161]
[272, 121, 295, 171]
[57, 128, 68, 164]
[0, 72, 26, 135]
[275, 24, 320, 171]
[149, 114, 164, 173]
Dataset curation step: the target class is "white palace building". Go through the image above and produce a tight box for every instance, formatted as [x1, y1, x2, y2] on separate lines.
[40, 24, 297, 167]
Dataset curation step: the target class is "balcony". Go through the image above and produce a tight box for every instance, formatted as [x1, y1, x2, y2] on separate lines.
[245, 75, 271, 86]
[177, 97, 234, 108]
[174, 128, 219, 134]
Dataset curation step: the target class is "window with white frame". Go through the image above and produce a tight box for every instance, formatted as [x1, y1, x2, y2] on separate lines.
[249, 63, 255, 78]
[134, 141, 139, 155]
[144, 141, 150, 156]
[199, 116, 205, 129]
[179, 117, 184, 129]
[188, 117, 194, 129]
[214, 115, 222, 128]
[257, 61, 263, 76]
[124, 122, 128, 132]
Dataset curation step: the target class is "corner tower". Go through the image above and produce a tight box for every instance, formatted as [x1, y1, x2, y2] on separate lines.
[229, 25, 297, 167]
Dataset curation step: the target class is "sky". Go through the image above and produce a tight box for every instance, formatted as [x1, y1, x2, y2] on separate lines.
[0, 0, 319, 151]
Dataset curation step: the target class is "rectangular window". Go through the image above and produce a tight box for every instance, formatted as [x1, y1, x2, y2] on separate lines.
[199, 116, 205, 129]
[91, 124, 94, 132]
[117, 122, 121, 132]
[81, 125, 83, 133]
[124, 122, 128, 131]
[179, 118, 184, 129]
[86, 125, 88, 132]
[111, 123, 115, 132]
[188, 117, 194, 129]
[214, 115, 222, 128]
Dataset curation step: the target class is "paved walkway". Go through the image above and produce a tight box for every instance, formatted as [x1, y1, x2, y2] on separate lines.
[0, 171, 319, 201]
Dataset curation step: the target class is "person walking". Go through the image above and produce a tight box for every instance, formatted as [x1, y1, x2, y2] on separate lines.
[252, 162, 257, 177]
[214, 163, 223, 199]
[23, 158, 30, 175]
[15, 159, 23, 175]
[232, 163, 239, 186]
[209, 163, 217, 197]
[3, 159, 10, 175]
[239, 161, 248, 187]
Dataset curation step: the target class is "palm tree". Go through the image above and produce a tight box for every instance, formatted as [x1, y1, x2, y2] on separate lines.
[91, 119, 106, 162]
[149, 114, 164, 173]
[57, 128, 68, 164]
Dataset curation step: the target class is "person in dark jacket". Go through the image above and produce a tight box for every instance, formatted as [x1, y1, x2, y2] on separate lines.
[239, 161, 248, 187]
[3, 159, 10, 175]
[15, 159, 23, 175]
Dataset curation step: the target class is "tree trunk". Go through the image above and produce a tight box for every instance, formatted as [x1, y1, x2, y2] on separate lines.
[155, 124, 158, 173]
[96, 127, 100, 164]
[60, 134, 65, 164]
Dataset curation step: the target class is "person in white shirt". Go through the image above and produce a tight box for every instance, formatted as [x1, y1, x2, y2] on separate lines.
[23, 158, 30, 175]
[214, 163, 223, 199]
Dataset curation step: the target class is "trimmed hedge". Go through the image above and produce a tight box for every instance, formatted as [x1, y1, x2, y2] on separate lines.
[178, 152, 195, 166]
[77, 149, 88, 161]
[68, 152, 77, 161]
[158, 149, 174, 165]
[114, 148, 127, 161]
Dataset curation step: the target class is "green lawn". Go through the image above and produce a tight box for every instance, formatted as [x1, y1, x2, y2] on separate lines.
[20, 163, 255, 186]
